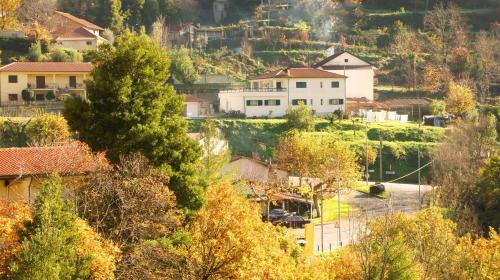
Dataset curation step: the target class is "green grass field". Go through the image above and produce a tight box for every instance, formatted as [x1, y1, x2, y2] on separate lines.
[311, 198, 352, 224]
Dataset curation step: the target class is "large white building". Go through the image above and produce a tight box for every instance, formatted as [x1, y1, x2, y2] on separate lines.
[314, 51, 375, 101]
[218, 68, 346, 118]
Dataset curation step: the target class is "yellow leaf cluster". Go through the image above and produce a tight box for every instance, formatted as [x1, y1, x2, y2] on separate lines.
[184, 182, 301, 280]
[445, 82, 476, 117]
[0, 0, 20, 30]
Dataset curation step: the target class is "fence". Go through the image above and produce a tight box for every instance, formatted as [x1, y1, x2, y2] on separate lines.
[0, 103, 64, 117]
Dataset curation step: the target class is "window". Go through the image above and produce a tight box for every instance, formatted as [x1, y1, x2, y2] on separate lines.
[8, 94, 18, 101]
[320, 99, 323, 105]
[8, 75, 17, 83]
[246, 100, 262, 106]
[265, 99, 281, 106]
[69, 76, 77, 88]
[86, 41, 92, 46]
[329, 99, 344, 105]
[292, 99, 307, 105]
[276, 82, 282, 89]
[296, 82, 307, 88]
[253, 81, 259, 89]
[320, 81, 323, 88]
[344, 58, 349, 63]
[331, 81, 340, 88]
[310, 99, 313, 105]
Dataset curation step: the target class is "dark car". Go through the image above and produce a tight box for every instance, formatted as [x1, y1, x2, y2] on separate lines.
[275, 215, 311, 228]
[262, 209, 290, 222]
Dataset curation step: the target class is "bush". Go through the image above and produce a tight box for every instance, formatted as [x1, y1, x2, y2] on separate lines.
[21, 88, 34, 102]
[223, 110, 246, 118]
[25, 114, 71, 146]
[285, 103, 315, 131]
[46, 90, 56, 100]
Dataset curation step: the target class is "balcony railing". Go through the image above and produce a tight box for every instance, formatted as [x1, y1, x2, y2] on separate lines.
[28, 83, 58, 89]
[219, 88, 287, 93]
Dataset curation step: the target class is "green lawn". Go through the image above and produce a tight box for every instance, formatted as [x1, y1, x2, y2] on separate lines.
[311, 198, 352, 224]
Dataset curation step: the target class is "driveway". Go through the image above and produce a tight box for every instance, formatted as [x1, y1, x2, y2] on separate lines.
[289, 182, 433, 254]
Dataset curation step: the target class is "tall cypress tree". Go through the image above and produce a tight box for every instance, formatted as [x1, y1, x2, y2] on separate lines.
[96, 0, 124, 32]
[9, 175, 91, 279]
[63, 31, 205, 211]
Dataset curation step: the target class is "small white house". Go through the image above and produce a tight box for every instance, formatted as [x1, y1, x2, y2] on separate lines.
[314, 51, 375, 101]
[184, 94, 204, 118]
[218, 68, 347, 118]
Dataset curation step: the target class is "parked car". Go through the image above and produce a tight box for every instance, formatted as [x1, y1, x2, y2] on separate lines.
[275, 215, 311, 228]
[262, 209, 290, 222]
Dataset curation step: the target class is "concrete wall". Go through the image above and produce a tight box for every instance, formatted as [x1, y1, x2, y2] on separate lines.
[219, 77, 346, 117]
[185, 102, 200, 118]
[0, 176, 84, 203]
[329, 68, 374, 101]
[56, 39, 98, 51]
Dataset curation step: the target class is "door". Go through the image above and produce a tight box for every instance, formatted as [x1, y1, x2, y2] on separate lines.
[276, 81, 282, 90]
[36, 76, 45, 88]
[69, 76, 77, 88]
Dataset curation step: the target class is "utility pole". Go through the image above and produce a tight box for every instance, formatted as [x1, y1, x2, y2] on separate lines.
[418, 123, 422, 209]
[365, 123, 369, 185]
[337, 177, 342, 247]
[379, 132, 383, 182]
[320, 184, 324, 252]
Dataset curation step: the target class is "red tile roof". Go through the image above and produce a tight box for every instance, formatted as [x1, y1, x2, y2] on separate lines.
[56, 26, 97, 39]
[54, 11, 104, 31]
[251, 68, 346, 80]
[0, 142, 108, 178]
[184, 94, 204, 102]
[0, 62, 92, 73]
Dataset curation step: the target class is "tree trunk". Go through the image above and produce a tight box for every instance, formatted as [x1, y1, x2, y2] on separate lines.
[313, 193, 321, 218]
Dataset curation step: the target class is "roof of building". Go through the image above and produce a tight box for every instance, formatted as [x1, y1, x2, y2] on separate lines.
[0, 142, 108, 178]
[184, 94, 204, 102]
[250, 68, 347, 80]
[0, 62, 92, 73]
[320, 65, 373, 70]
[383, 98, 432, 107]
[313, 51, 373, 68]
[56, 26, 97, 39]
[54, 11, 104, 31]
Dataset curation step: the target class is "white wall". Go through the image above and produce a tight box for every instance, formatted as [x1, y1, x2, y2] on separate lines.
[319, 52, 375, 100]
[219, 77, 346, 117]
[185, 102, 200, 118]
[328, 68, 374, 100]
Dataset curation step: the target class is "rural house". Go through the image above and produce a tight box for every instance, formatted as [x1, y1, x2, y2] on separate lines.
[0, 142, 107, 202]
[314, 51, 375, 101]
[218, 68, 347, 117]
[48, 11, 107, 51]
[0, 62, 92, 105]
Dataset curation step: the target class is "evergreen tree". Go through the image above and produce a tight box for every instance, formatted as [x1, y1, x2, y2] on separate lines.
[63, 31, 205, 211]
[96, 0, 124, 33]
[170, 46, 200, 85]
[9, 175, 91, 279]
[141, 0, 160, 32]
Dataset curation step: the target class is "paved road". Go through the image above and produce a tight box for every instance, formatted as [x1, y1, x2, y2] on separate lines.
[290, 183, 433, 254]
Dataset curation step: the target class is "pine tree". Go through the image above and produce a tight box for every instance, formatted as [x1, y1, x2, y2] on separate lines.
[63, 31, 205, 211]
[9, 174, 91, 279]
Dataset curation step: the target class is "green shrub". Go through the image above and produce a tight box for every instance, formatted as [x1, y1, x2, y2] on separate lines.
[285, 103, 315, 132]
[21, 88, 34, 102]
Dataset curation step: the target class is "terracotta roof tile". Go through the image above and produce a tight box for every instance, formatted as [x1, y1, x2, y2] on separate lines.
[251, 68, 346, 80]
[184, 94, 204, 102]
[0, 62, 92, 73]
[54, 11, 104, 31]
[56, 27, 97, 39]
[0, 142, 108, 178]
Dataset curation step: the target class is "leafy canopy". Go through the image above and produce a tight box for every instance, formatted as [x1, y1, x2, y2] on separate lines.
[63, 30, 205, 211]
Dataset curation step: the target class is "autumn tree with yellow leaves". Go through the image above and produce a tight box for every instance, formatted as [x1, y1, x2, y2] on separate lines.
[0, 0, 20, 30]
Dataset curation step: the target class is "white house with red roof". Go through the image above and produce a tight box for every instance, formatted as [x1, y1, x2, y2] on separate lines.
[48, 11, 107, 51]
[314, 51, 375, 101]
[218, 68, 347, 117]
